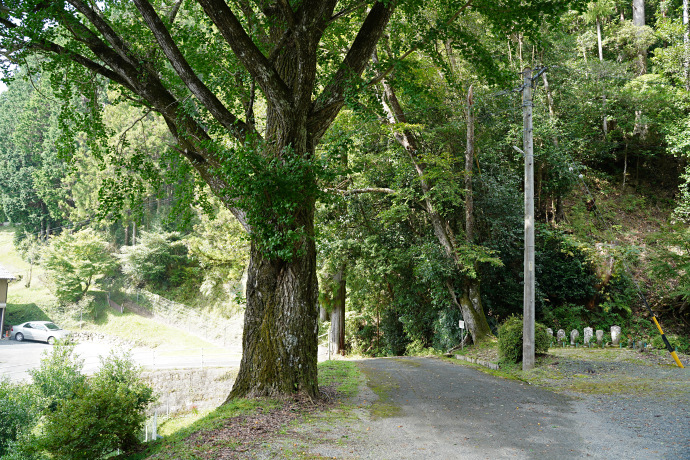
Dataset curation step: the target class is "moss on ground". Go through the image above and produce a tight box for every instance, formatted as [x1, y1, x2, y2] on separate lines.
[449, 340, 689, 397]
[357, 364, 403, 419]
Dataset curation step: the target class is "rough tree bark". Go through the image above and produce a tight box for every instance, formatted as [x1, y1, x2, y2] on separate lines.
[0, 0, 395, 399]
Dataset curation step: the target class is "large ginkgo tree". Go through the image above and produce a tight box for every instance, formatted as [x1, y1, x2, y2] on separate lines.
[0, 0, 577, 399]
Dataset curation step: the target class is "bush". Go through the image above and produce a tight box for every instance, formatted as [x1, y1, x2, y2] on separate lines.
[28, 343, 86, 411]
[652, 333, 690, 354]
[34, 352, 154, 459]
[498, 315, 551, 364]
[0, 379, 39, 457]
[10, 345, 154, 460]
[432, 308, 464, 351]
[344, 311, 379, 355]
[539, 302, 588, 334]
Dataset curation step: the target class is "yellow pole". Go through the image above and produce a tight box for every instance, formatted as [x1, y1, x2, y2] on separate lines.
[651, 317, 685, 369]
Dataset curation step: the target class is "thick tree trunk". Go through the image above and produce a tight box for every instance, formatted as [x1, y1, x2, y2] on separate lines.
[460, 87, 490, 341]
[460, 280, 491, 340]
[228, 201, 319, 399]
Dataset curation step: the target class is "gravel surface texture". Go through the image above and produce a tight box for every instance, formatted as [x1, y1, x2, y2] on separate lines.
[238, 351, 689, 460]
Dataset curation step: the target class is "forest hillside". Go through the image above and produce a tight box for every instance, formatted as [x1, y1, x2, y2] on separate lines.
[0, 0, 689, 362]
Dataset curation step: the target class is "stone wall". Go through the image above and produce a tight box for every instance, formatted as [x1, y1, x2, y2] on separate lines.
[142, 367, 236, 416]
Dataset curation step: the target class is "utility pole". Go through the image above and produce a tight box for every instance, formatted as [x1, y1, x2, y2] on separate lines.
[465, 85, 474, 243]
[683, 0, 690, 91]
[522, 67, 535, 371]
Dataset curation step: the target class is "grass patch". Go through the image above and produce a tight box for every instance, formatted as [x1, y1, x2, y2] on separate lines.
[448, 343, 689, 397]
[393, 357, 422, 367]
[1, 227, 58, 329]
[156, 407, 220, 438]
[318, 360, 362, 398]
[121, 361, 366, 459]
[80, 306, 224, 351]
[122, 399, 279, 459]
[453, 336, 500, 363]
[0, 226, 29, 271]
[565, 378, 657, 394]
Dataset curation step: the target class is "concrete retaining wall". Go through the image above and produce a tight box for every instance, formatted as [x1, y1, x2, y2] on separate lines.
[455, 354, 500, 370]
[143, 367, 236, 416]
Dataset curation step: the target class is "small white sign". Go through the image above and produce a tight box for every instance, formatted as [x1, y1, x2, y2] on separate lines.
[459, 320, 465, 329]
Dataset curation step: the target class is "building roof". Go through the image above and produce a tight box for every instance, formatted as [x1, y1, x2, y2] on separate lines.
[0, 265, 16, 280]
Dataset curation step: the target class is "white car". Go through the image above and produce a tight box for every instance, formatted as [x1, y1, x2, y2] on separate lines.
[10, 321, 71, 344]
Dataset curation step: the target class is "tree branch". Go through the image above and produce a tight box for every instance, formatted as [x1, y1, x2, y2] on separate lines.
[26, 40, 137, 93]
[66, 0, 139, 68]
[133, 0, 255, 143]
[0, 16, 14, 29]
[324, 187, 396, 196]
[367, 0, 473, 87]
[310, 0, 396, 142]
[277, 0, 296, 28]
[196, 0, 293, 109]
[168, 0, 183, 23]
[329, 2, 368, 23]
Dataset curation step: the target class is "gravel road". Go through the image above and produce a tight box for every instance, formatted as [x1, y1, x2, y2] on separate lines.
[340, 357, 687, 460]
[255, 356, 688, 460]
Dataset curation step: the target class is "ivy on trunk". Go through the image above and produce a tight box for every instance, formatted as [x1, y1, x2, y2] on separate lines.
[0, 0, 394, 399]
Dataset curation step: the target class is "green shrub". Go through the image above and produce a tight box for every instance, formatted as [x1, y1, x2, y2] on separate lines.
[119, 231, 199, 290]
[539, 302, 587, 333]
[0, 379, 39, 457]
[498, 315, 551, 364]
[651, 333, 690, 354]
[34, 351, 154, 459]
[432, 308, 464, 351]
[11, 345, 154, 460]
[344, 311, 378, 355]
[28, 343, 86, 411]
